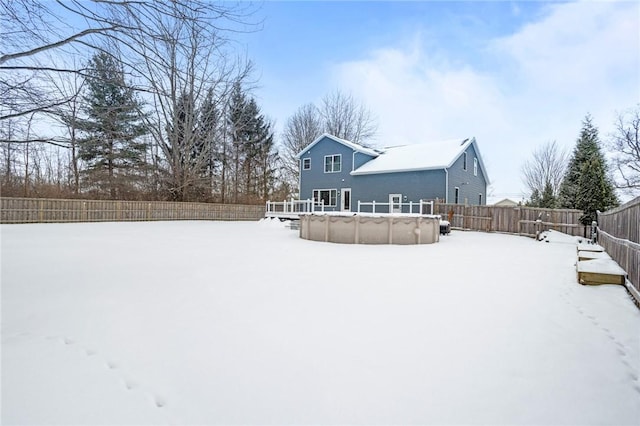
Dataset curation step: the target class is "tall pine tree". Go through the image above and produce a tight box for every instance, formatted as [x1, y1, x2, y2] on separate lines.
[227, 82, 277, 203]
[559, 114, 618, 224]
[79, 52, 148, 199]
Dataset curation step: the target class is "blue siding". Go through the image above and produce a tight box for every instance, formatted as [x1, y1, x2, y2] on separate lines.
[353, 170, 446, 212]
[353, 151, 374, 170]
[299, 136, 375, 210]
[299, 135, 488, 211]
[446, 142, 487, 205]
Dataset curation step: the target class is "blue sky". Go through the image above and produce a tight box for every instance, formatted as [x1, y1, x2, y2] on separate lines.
[239, 1, 640, 201]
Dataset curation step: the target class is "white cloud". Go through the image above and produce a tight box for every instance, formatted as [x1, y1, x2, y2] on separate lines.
[331, 1, 640, 200]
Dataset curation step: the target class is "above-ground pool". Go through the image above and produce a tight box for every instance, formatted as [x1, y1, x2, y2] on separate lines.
[299, 213, 440, 245]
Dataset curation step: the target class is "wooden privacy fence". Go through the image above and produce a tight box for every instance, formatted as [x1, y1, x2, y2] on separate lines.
[0, 197, 266, 224]
[597, 197, 640, 294]
[432, 203, 586, 237]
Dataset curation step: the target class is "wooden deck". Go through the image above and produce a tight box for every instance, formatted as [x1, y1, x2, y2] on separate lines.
[264, 211, 302, 220]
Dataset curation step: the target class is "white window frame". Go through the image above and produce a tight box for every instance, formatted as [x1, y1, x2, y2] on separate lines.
[324, 154, 342, 173]
[474, 157, 478, 176]
[302, 158, 311, 170]
[313, 189, 338, 207]
[454, 187, 460, 204]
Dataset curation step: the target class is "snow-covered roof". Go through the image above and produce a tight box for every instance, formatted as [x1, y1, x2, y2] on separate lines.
[351, 137, 485, 177]
[492, 198, 519, 207]
[296, 133, 380, 159]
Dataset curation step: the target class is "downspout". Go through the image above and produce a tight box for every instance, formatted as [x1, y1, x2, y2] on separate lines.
[444, 168, 449, 203]
[298, 156, 301, 198]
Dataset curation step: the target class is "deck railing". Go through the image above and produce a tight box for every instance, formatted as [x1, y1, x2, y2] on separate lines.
[357, 199, 434, 215]
[265, 199, 324, 217]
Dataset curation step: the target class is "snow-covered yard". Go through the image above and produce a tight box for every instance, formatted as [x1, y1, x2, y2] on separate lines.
[2, 220, 639, 425]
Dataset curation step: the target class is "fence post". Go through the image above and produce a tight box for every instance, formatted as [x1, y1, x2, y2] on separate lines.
[372, 200, 376, 213]
[38, 199, 44, 223]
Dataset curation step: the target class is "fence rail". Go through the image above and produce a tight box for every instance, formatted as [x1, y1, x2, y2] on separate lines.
[597, 196, 640, 295]
[0, 197, 265, 223]
[432, 203, 585, 237]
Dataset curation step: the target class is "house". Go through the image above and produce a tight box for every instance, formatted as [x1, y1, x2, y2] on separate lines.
[297, 133, 489, 212]
[492, 198, 519, 207]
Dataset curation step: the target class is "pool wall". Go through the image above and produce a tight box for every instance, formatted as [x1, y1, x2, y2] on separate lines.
[299, 213, 440, 245]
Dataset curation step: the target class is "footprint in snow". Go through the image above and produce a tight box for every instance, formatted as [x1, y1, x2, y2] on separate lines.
[122, 378, 137, 390]
[148, 393, 166, 408]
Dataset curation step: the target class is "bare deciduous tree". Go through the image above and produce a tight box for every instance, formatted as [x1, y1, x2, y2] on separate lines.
[134, 1, 254, 201]
[609, 106, 640, 196]
[47, 63, 86, 193]
[1, 0, 257, 123]
[280, 103, 323, 190]
[320, 89, 377, 145]
[521, 140, 568, 201]
[2, 0, 260, 202]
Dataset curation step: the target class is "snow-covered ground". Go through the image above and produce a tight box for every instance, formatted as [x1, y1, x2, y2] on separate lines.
[2, 220, 639, 425]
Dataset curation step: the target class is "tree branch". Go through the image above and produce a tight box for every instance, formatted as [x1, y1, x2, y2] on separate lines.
[0, 27, 118, 65]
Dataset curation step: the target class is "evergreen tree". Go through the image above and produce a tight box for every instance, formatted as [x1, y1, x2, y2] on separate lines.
[539, 181, 557, 208]
[526, 181, 556, 208]
[526, 189, 542, 207]
[195, 87, 219, 191]
[79, 52, 148, 199]
[558, 114, 618, 224]
[227, 82, 277, 203]
[227, 82, 251, 202]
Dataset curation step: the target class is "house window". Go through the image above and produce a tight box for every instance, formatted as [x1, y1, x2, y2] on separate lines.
[313, 189, 337, 207]
[463, 152, 467, 171]
[474, 158, 478, 176]
[302, 158, 311, 170]
[324, 154, 341, 173]
[454, 187, 460, 204]
[479, 193, 483, 205]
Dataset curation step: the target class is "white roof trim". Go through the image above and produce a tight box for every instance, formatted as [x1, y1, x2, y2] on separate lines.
[295, 133, 379, 159]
